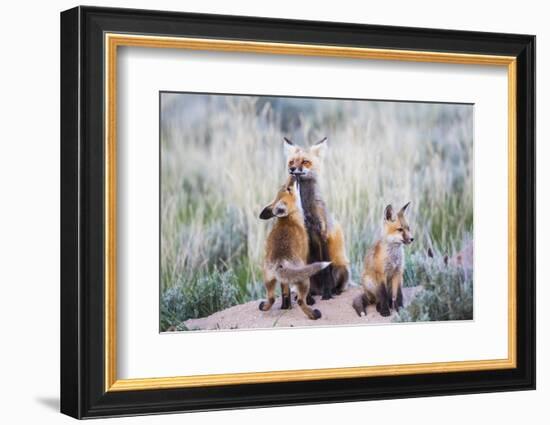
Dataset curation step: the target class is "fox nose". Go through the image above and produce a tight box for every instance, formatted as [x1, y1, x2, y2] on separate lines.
[289, 166, 296, 173]
[410, 238, 414, 242]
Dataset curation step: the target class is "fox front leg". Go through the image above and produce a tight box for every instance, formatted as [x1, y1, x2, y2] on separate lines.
[391, 273, 404, 312]
[280, 282, 292, 310]
[307, 234, 333, 300]
[352, 293, 370, 317]
[320, 269, 333, 300]
[319, 239, 335, 300]
[375, 281, 391, 317]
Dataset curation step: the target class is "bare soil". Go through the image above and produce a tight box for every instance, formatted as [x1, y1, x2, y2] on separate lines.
[183, 285, 422, 331]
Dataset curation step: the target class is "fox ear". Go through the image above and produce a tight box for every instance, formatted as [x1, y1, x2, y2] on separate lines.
[310, 137, 327, 158]
[384, 204, 395, 222]
[283, 137, 299, 157]
[398, 201, 411, 217]
[259, 204, 274, 220]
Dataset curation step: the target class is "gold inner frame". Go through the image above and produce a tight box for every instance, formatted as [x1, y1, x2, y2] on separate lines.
[104, 33, 517, 392]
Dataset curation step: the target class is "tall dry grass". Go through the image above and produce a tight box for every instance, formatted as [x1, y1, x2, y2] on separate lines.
[160, 93, 473, 330]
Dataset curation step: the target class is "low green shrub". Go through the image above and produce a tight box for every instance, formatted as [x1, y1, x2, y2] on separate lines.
[160, 268, 242, 331]
[396, 257, 473, 322]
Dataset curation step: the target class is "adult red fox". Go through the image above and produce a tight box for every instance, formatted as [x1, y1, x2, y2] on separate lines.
[283, 137, 350, 301]
[353, 203, 414, 317]
[259, 175, 329, 320]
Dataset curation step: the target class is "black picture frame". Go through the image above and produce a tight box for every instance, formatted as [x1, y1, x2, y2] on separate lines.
[61, 5, 535, 419]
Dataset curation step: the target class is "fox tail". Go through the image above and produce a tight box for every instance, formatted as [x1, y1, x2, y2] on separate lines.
[275, 261, 331, 283]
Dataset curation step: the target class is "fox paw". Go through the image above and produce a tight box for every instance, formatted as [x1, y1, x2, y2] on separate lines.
[379, 308, 391, 317]
[311, 309, 322, 320]
[353, 307, 366, 317]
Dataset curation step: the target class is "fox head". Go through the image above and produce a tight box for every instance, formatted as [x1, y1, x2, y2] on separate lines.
[383, 202, 414, 245]
[283, 137, 327, 181]
[259, 175, 302, 220]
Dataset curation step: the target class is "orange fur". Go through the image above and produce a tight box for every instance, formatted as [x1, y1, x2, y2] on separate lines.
[259, 176, 327, 320]
[327, 222, 349, 267]
[354, 203, 413, 317]
[284, 138, 350, 297]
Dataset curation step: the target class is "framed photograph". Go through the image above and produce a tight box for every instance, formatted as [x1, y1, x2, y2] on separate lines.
[60, 6, 535, 419]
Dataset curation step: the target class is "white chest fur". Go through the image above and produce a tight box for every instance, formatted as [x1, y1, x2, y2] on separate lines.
[384, 243, 404, 276]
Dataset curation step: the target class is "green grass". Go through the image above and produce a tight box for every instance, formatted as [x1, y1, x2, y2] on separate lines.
[159, 94, 474, 331]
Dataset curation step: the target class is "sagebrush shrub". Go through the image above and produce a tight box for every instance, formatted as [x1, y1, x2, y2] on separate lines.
[160, 268, 241, 331]
[396, 257, 473, 322]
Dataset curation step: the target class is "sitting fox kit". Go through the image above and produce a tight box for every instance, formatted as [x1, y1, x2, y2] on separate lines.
[353, 203, 414, 317]
[283, 137, 350, 300]
[259, 176, 329, 320]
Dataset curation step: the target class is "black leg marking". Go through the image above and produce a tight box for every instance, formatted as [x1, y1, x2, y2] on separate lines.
[396, 285, 404, 310]
[307, 232, 334, 300]
[280, 294, 291, 310]
[258, 301, 265, 311]
[386, 281, 393, 309]
[352, 294, 368, 317]
[316, 263, 333, 300]
[306, 237, 324, 295]
[321, 277, 333, 300]
[306, 294, 315, 305]
[308, 272, 321, 296]
[377, 284, 391, 317]
[319, 249, 335, 299]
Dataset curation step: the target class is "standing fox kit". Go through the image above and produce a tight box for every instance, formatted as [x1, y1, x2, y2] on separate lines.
[283, 137, 350, 300]
[259, 176, 329, 320]
[353, 203, 414, 317]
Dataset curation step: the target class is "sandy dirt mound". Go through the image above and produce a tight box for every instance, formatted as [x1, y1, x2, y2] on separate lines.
[183, 286, 422, 331]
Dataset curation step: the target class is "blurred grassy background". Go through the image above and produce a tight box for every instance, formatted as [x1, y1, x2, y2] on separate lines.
[160, 93, 473, 331]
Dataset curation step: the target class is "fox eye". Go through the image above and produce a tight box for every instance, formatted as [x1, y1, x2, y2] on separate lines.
[302, 160, 311, 166]
[397, 228, 404, 232]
